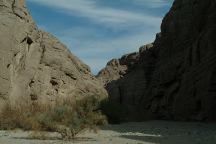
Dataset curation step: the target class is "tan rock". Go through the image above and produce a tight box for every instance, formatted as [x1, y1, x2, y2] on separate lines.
[0, 0, 107, 109]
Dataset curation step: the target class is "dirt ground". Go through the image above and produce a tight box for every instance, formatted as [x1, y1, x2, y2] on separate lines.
[0, 121, 216, 144]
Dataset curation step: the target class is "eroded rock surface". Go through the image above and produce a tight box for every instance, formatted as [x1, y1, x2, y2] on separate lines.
[0, 0, 107, 109]
[98, 0, 216, 121]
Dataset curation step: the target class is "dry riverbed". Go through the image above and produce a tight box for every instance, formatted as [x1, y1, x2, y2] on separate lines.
[0, 121, 216, 144]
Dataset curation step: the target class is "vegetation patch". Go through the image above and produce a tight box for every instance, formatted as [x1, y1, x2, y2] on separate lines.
[0, 97, 107, 139]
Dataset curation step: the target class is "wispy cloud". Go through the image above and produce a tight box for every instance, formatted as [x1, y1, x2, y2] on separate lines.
[27, 0, 163, 28]
[133, 0, 170, 8]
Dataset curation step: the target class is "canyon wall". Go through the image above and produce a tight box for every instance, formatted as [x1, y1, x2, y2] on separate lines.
[0, 0, 107, 110]
[98, 0, 216, 121]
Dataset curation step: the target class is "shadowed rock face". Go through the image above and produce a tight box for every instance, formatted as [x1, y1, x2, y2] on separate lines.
[0, 0, 107, 109]
[98, 0, 216, 121]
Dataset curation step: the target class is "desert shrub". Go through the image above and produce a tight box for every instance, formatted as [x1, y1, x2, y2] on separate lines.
[0, 96, 107, 139]
[0, 104, 35, 130]
[101, 100, 128, 124]
[52, 105, 69, 121]
[36, 112, 54, 131]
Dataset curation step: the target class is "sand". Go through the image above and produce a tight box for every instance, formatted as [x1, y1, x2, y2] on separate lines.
[0, 120, 216, 144]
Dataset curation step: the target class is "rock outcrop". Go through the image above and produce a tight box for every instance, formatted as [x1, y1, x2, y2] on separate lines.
[97, 43, 154, 103]
[98, 0, 216, 121]
[0, 0, 107, 110]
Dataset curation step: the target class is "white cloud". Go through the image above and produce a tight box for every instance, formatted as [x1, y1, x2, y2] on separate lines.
[27, 0, 162, 28]
[133, 0, 170, 8]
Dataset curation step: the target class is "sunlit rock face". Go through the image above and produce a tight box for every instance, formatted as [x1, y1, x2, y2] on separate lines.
[98, 0, 216, 121]
[0, 0, 107, 110]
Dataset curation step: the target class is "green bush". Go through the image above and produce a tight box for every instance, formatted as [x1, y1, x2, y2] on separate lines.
[53, 106, 69, 121]
[37, 112, 54, 131]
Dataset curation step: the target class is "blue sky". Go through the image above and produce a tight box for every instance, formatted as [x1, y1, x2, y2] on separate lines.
[26, 0, 174, 74]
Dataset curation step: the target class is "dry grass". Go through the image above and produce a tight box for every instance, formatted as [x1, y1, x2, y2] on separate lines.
[28, 131, 49, 140]
[0, 97, 107, 139]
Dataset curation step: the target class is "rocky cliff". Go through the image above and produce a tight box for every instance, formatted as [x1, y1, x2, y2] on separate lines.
[98, 0, 216, 121]
[0, 0, 107, 110]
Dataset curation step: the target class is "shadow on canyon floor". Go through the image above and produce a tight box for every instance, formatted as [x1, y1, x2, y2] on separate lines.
[101, 121, 216, 144]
